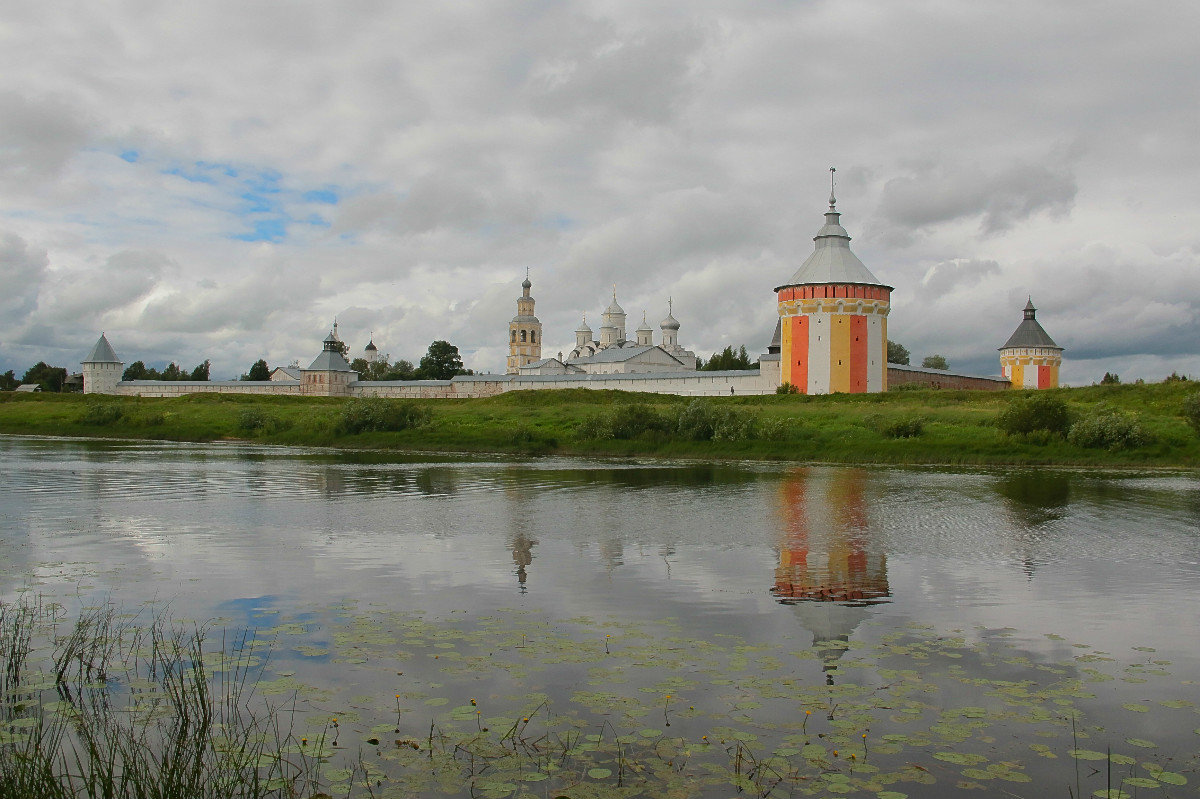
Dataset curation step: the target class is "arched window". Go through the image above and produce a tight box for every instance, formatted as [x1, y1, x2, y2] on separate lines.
[530, 330, 536, 343]
[521, 330, 527, 342]
[511, 330, 516, 342]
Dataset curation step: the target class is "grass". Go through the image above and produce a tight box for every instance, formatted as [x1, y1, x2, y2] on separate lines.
[1, 381, 1198, 467]
[0, 600, 321, 799]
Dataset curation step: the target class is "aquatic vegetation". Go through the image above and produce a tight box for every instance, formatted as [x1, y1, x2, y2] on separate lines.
[0, 601, 321, 799]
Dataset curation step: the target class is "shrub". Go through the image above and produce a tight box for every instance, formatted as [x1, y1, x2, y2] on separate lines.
[609, 403, 670, 440]
[338, 398, 431, 434]
[238, 408, 290, 434]
[674, 399, 753, 442]
[882, 416, 925, 438]
[889, 382, 924, 392]
[1180, 391, 1200, 435]
[1067, 404, 1152, 450]
[576, 414, 613, 440]
[996, 393, 1070, 437]
[775, 382, 800, 395]
[80, 401, 124, 426]
[757, 417, 793, 440]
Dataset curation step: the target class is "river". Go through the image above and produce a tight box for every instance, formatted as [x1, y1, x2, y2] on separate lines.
[2, 435, 1198, 797]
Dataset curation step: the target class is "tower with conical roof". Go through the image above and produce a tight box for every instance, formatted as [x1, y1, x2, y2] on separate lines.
[774, 171, 892, 393]
[364, 334, 378, 364]
[507, 272, 542, 374]
[301, 325, 358, 396]
[81, 333, 124, 395]
[999, 298, 1063, 389]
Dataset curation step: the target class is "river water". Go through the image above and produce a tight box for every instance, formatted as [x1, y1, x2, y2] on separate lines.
[2, 435, 1198, 797]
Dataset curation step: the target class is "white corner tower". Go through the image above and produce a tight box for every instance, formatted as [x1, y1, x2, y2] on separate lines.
[82, 333, 123, 395]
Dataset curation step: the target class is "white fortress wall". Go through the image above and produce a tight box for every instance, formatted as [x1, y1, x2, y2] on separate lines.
[115, 380, 303, 398]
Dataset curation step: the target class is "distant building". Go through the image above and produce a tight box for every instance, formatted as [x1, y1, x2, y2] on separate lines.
[507, 273, 542, 374]
[999, 298, 1063, 389]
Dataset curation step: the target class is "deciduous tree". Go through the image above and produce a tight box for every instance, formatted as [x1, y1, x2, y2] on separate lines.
[922, 354, 948, 370]
[887, 340, 910, 365]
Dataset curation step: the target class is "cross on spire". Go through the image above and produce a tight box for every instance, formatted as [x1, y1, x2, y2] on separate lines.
[829, 166, 837, 209]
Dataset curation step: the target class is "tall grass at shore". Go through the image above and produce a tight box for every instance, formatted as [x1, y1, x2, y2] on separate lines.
[0, 600, 321, 799]
[1, 381, 1197, 466]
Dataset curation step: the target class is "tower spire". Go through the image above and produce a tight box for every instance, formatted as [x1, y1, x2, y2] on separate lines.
[829, 166, 837, 209]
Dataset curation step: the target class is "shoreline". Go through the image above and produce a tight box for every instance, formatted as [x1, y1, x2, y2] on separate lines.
[2, 382, 1197, 468]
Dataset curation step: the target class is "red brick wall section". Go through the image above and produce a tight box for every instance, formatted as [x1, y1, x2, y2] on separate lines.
[886, 367, 1010, 391]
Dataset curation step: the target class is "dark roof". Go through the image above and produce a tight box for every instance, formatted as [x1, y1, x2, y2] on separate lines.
[1000, 299, 1062, 350]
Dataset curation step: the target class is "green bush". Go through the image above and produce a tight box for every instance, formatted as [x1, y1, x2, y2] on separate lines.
[889, 383, 924, 392]
[80, 401, 124, 426]
[775, 382, 800, 395]
[674, 399, 753, 442]
[1182, 391, 1200, 435]
[576, 414, 612, 440]
[996, 393, 1070, 437]
[338, 398, 431, 434]
[882, 416, 925, 438]
[609, 403, 670, 440]
[238, 408, 291, 434]
[1067, 404, 1152, 450]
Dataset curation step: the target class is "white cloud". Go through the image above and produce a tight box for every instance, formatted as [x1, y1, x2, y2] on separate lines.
[0, 1, 1197, 381]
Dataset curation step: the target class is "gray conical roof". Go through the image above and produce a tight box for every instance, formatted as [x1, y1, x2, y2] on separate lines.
[776, 194, 889, 289]
[1000, 298, 1062, 350]
[83, 333, 121, 364]
[768, 318, 782, 354]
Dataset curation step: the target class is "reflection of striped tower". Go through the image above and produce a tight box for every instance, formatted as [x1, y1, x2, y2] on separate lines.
[999, 298, 1063, 389]
[774, 181, 892, 394]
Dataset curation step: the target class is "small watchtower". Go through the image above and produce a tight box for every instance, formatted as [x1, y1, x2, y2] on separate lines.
[999, 298, 1063, 389]
[82, 333, 123, 395]
[301, 325, 359, 396]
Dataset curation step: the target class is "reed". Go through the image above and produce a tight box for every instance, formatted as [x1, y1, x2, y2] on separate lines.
[0, 600, 321, 799]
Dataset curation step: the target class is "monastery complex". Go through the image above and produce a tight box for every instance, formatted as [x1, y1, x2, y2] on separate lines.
[81, 184, 1062, 399]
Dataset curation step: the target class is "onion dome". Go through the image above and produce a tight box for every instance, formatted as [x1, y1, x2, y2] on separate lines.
[576, 315, 592, 334]
[604, 286, 624, 316]
[364, 340, 377, 352]
[999, 298, 1062, 350]
[521, 276, 532, 290]
[660, 298, 680, 330]
[636, 312, 654, 335]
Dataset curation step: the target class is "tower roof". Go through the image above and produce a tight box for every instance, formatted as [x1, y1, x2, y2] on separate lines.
[636, 312, 653, 333]
[604, 286, 624, 316]
[660, 298, 680, 330]
[776, 180, 890, 290]
[365, 340, 377, 352]
[83, 333, 121, 364]
[999, 298, 1062, 350]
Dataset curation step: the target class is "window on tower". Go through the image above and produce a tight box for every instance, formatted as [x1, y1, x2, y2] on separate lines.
[521, 330, 527, 342]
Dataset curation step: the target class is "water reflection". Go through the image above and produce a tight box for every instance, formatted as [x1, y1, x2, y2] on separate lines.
[771, 468, 889, 605]
[996, 471, 1071, 528]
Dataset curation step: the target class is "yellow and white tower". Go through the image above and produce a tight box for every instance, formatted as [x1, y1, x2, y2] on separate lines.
[999, 298, 1063, 389]
[774, 172, 892, 394]
[507, 272, 542, 374]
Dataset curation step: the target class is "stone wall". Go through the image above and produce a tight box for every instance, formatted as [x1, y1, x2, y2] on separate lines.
[886, 365, 1009, 391]
[116, 380, 302, 397]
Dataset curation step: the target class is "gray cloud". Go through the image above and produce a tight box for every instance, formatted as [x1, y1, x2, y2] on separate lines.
[0, 231, 48, 320]
[0, 93, 90, 186]
[879, 161, 1077, 235]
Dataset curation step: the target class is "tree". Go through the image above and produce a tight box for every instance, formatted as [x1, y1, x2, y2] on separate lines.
[22, 362, 68, 392]
[1100, 372, 1121, 385]
[190, 360, 211, 381]
[123, 361, 154, 381]
[887, 340, 910, 365]
[160, 362, 184, 381]
[383, 359, 416, 381]
[417, 341, 468, 380]
[700, 345, 754, 371]
[922, 354, 949, 370]
[0, 370, 18, 391]
[242, 359, 271, 381]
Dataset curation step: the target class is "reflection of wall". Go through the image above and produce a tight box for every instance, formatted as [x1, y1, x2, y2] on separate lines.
[772, 468, 889, 605]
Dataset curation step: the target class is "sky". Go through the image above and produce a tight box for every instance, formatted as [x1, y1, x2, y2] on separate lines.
[1, 0, 1197, 385]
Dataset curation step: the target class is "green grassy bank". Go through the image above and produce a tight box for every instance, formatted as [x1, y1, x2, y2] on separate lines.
[1, 382, 1198, 466]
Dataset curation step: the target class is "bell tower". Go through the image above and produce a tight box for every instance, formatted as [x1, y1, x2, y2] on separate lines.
[507, 271, 542, 373]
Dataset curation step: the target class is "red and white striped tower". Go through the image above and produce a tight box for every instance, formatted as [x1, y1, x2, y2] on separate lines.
[774, 171, 892, 394]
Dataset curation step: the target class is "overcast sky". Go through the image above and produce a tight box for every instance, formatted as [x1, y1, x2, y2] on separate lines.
[1, 1, 1197, 384]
